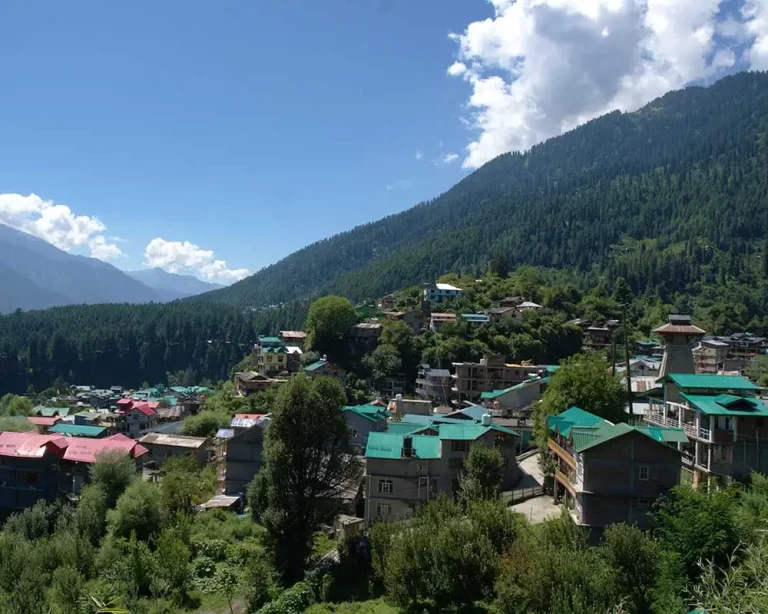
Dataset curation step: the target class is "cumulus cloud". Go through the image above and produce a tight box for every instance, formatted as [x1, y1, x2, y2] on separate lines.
[438, 153, 460, 165]
[448, 0, 764, 168]
[144, 237, 249, 285]
[415, 150, 424, 160]
[0, 192, 123, 260]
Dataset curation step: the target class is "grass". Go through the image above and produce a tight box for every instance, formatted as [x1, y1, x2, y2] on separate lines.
[313, 530, 338, 558]
[306, 598, 400, 613]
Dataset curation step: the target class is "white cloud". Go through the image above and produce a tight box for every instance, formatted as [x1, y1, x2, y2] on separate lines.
[415, 150, 424, 160]
[437, 153, 460, 165]
[0, 192, 123, 260]
[448, 0, 757, 168]
[385, 179, 412, 191]
[144, 237, 249, 285]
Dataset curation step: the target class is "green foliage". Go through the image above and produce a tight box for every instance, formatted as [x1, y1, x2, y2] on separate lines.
[601, 524, 660, 614]
[459, 443, 505, 501]
[362, 344, 402, 382]
[747, 355, 768, 387]
[257, 580, 316, 614]
[534, 353, 625, 447]
[181, 409, 230, 437]
[0, 393, 33, 416]
[306, 296, 357, 359]
[259, 374, 362, 582]
[108, 481, 164, 543]
[155, 528, 191, 604]
[160, 455, 216, 515]
[651, 485, 742, 582]
[90, 450, 137, 508]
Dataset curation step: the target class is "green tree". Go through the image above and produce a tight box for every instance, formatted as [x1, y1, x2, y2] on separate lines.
[489, 253, 510, 278]
[362, 344, 402, 382]
[180, 409, 230, 438]
[90, 450, 137, 508]
[258, 374, 362, 582]
[747, 355, 768, 387]
[305, 296, 357, 359]
[459, 443, 505, 502]
[108, 481, 164, 543]
[0, 394, 33, 416]
[73, 485, 109, 545]
[601, 524, 659, 614]
[155, 528, 191, 604]
[534, 353, 625, 447]
[651, 485, 741, 582]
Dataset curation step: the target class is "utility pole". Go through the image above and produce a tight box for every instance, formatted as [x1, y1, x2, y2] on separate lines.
[611, 331, 617, 376]
[623, 303, 633, 418]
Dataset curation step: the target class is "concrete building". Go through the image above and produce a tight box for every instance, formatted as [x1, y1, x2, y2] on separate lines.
[415, 365, 453, 403]
[548, 407, 685, 528]
[364, 417, 520, 525]
[429, 313, 457, 332]
[279, 330, 307, 349]
[218, 417, 270, 495]
[451, 354, 553, 402]
[480, 377, 547, 415]
[423, 282, 462, 304]
[383, 310, 425, 335]
[693, 339, 730, 373]
[388, 395, 433, 417]
[138, 433, 210, 465]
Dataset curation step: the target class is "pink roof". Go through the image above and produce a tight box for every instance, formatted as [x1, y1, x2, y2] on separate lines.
[116, 398, 132, 406]
[63, 434, 148, 463]
[27, 416, 61, 427]
[0, 433, 68, 458]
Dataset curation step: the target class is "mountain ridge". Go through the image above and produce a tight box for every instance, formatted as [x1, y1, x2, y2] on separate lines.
[193, 71, 768, 308]
[125, 267, 223, 301]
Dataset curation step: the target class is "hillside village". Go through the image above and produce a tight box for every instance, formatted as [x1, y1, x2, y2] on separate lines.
[3, 273, 768, 611]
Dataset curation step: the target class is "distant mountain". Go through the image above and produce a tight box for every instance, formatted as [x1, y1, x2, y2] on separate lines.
[0, 223, 164, 313]
[193, 71, 768, 307]
[125, 268, 223, 300]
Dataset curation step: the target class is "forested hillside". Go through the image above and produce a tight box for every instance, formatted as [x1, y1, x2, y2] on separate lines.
[196, 71, 768, 308]
[0, 301, 307, 394]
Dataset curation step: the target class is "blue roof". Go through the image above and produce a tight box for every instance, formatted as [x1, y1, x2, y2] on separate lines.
[461, 313, 490, 323]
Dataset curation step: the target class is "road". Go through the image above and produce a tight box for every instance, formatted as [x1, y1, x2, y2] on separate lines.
[509, 452, 561, 524]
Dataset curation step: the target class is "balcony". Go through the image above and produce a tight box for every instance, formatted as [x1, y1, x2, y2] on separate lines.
[712, 429, 734, 444]
[646, 408, 697, 438]
[548, 439, 576, 469]
[555, 468, 576, 496]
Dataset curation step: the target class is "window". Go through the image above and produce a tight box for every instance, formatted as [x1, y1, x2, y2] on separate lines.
[376, 503, 390, 518]
[637, 498, 650, 508]
[449, 458, 464, 470]
[417, 462, 427, 472]
[451, 440, 470, 453]
[378, 479, 393, 494]
[639, 465, 649, 481]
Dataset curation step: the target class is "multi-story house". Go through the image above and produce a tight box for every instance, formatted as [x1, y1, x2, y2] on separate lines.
[548, 406, 686, 528]
[429, 313, 457, 332]
[713, 333, 767, 372]
[279, 330, 307, 349]
[423, 282, 462, 304]
[416, 365, 454, 403]
[303, 358, 346, 383]
[138, 433, 210, 466]
[480, 376, 547, 415]
[451, 354, 553, 402]
[0, 432, 148, 510]
[693, 339, 729, 373]
[342, 403, 388, 451]
[383, 310, 425, 334]
[234, 371, 278, 396]
[259, 346, 288, 375]
[217, 416, 270, 495]
[645, 373, 768, 487]
[285, 346, 303, 372]
[348, 322, 382, 352]
[363, 417, 520, 525]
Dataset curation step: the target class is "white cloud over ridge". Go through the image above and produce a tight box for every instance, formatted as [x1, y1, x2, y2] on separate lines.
[144, 237, 249, 285]
[449, 0, 768, 169]
[0, 193, 123, 260]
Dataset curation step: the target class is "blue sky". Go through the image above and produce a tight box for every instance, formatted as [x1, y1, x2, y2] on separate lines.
[0, 0, 487, 281]
[0, 0, 764, 283]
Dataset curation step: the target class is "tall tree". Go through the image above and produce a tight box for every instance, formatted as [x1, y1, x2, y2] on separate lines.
[460, 443, 505, 502]
[256, 374, 362, 582]
[305, 296, 357, 360]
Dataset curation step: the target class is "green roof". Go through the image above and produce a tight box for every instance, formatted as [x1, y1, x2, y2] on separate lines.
[263, 346, 286, 354]
[342, 404, 388, 423]
[386, 422, 426, 435]
[365, 432, 441, 459]
[437, 423, 519, 440]
[681, 393, 768, 417]
[34, 406, 70, 417]
[660, 373, 759, 391]
[480, 379, 540, 400]
[48, 423, 107, 438]
[547, 406, 606, 437]
[573, 422, 688, 453]
[304, 359, 328, 372]
[258, 336, 282, 344]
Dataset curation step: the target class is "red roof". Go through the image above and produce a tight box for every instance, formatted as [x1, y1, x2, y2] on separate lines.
[127, 402, 157, 417]
[27, 416, 61, 427]
[0, 433, 68, 458]
[63, 433, 148, 463]
[116, 398, 132, 406]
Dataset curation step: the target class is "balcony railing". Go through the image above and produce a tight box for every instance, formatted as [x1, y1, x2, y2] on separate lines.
[555, 468, 576, 496]
[548, 439, 576, 469]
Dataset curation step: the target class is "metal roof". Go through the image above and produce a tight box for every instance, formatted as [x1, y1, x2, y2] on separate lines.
[680, 393, 768, 417]
[138, 433, 208, 448]
[365, 432, 441, 459]
[215, 428, 236, 440]
[574, 423, 688, 452]
[48, 424, 106, 438]
[547, 406, 607, 437]
[661, 373, 759, 391]
[437, 423, 519, 440]
[34, 406, 71, 417]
